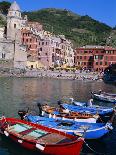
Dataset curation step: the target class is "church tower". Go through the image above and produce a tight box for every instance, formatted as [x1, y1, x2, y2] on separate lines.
[7, 1, 22, 42]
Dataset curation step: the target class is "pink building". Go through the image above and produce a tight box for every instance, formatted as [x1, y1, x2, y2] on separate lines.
[21, 28, 38, 59]
[38, 38, 53, 69]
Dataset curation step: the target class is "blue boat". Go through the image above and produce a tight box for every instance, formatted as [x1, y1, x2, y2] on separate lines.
[25, 114, 113, 139]
[60, 103, 114, 122]
[61, 103, 113, 115]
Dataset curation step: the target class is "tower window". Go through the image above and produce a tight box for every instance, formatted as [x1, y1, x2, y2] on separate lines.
[14, 24, 16, 28]
[2, 53, 5, 59]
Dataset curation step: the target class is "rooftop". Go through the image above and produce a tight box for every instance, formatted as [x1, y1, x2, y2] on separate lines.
[9, 1, 20, 11]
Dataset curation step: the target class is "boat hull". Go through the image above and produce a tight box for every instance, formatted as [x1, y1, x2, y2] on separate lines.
[2, 133, 83, 155]
[92, 94, 116, 103]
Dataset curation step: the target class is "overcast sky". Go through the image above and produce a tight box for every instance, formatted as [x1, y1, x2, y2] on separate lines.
[2, 0, 116, 27]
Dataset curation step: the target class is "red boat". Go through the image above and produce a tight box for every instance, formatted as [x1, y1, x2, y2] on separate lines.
[0, 117, 84, 155]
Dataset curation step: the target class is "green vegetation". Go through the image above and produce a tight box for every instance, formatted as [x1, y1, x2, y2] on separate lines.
[0, 1, 11, 14]
[0, 14, 6, 27]
[0, 1, 115, 47]
[106, 30, 116, 47]
[24, 8, 113, 47]
[0, 1, 10, 27]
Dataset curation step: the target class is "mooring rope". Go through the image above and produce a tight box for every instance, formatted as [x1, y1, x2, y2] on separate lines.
[84, 140, 106, 155]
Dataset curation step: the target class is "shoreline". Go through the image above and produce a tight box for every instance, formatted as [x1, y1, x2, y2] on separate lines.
[0, 69, 103, 81]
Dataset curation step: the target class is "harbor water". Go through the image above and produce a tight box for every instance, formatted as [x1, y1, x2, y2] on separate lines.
[0, 77, 116, 155]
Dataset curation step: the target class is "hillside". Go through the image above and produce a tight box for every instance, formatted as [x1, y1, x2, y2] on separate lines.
[24, 8, 112, 47]
[106, 29, 116, 47]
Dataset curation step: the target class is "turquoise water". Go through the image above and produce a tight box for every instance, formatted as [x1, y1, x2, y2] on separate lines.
[0, 77, 116, 155]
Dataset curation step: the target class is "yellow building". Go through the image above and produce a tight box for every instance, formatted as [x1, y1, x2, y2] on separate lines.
[27, 61, 45, 69]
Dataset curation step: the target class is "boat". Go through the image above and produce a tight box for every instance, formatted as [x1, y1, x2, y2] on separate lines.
[37, 104, 99, 123]
[60, 103, 114, 123]
[91, 91, 116, 103]
[103, 64, 116, 84]
[0, 117, 84, 155]
[63, 97, 114, 108]
[24, 114, 113, 140]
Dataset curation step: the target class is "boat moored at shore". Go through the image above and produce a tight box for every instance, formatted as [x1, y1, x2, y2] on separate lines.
[0, 117, 84, 155]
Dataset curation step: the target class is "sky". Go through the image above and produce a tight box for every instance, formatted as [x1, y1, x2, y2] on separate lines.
[1, 0, 116, 27]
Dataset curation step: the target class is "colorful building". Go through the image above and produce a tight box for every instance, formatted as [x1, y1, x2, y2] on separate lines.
[75, 45, 116, 71]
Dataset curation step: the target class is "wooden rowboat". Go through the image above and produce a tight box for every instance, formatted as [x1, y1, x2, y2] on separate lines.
[0, 117, 84, 155]
[41, 105, 99, 123]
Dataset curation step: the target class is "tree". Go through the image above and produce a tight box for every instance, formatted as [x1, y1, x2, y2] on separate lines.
[0, 1, 11, 15]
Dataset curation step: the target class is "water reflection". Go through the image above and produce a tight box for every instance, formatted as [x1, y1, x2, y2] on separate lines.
[0, 77, 116, 155]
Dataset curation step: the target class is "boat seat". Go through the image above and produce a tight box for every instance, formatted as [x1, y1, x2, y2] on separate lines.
[36, 133, 67, 144]
[19, 128, 36, 136]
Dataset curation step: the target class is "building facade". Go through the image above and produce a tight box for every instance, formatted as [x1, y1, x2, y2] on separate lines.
[75, 45, 116, 71]
[22, 26, 74, 69]
[0, 1, 27, 69]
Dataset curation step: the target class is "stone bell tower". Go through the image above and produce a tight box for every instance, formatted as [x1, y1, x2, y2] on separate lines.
[7, 1, 22, 42]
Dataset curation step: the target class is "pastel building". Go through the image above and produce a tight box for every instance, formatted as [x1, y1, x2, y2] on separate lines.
[22, 25, 74, 69]
[75, 45, 116, 71]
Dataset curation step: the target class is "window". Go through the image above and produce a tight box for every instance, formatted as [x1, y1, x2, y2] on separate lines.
[2, 53, 5, 59]
[42, 42, 44, 45]
[80, 56, 82, 59]
[105, 62, 107, 65]
[96, 62, 98, 65]
[84, 51, 88, 53]
[95, 55, 98, 59]
[89, 62, 92, 65]
[106, 51, 108, 54]
[84, 56, 86, 60]
[40, 48, 42, 51]
[99, 55, 103, 60]
[100, 62, 102, 65]
[14, 24, 16, 28]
